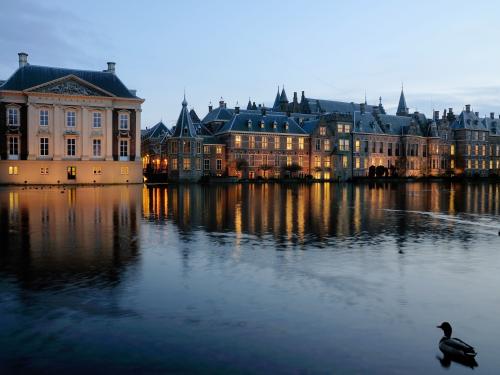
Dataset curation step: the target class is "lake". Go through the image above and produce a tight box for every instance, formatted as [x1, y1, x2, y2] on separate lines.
[1, 182, 499, 374]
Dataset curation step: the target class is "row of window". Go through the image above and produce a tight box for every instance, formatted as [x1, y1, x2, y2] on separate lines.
[6, 108, 130, 130]
[466, 159, 500, 170]
[7, 166, 130, 176]
[234, 135, 306, 150]
[466, 144, 500, 157]
[6, 136, 128, 158]
[170, 158, 223, 171]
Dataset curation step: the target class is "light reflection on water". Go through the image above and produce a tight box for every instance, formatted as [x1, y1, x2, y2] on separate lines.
[1, 182, 500, 374]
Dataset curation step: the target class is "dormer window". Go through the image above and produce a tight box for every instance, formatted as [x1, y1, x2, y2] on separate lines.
[247, 119, 252, 128]
[260, 120, 265, 129]
[273, 121, 277, 129]
[119, 112, 129, 130]
[7, 107, 19, 126]
[66, 111, 76, 127]
[284, 122, 289, 131]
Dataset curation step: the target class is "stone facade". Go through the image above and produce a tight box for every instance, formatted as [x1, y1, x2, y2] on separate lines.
[0, 53, 144, 184]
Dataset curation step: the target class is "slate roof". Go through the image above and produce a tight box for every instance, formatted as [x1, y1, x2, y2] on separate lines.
[201, 106, 234, 123]
[0, 65, 137, 98]
[354, 112, 385, 134]
[481, 116, 500, 135]
[301, 119, 320, 134]
[172, 97, 199, 138]
[397, 88, 409, 115]
[272, 87, 281, 110]
[190, 109, 201, 123]
[141, 121, 170, 140]
[452, 109, 488, 131]
[305, 98, 377, 114]
[376, 114, 423, 136]
[202, 136, 225, 145]
[215, 112, 307, 135]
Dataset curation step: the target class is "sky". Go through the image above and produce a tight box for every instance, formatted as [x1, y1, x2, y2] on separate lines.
[2, 0, 500, 128]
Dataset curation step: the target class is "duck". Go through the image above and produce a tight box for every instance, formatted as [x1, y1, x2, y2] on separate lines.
[437, 322, 477, 359]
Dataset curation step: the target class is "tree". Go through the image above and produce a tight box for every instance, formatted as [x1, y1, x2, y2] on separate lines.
[259, 164, 272, 178]
[284, 163, 302, 178]
[235, 158, 248, 178]
[375, 165, 386, 177]
[368, 165, 376, 178]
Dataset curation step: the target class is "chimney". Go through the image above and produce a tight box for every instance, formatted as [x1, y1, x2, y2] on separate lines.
[434, 110, 440, 120]
[18, 52, 28, 68]
[465, 104, 471, 113]
[443, 109, 447, 119]
[475, 112, 479, 117]
[208, 103, 213, 113]
[106, 62, 116, 74]
[360, 102, 366, 114]
[490, 112, 495, 119]
[261, 107, 266, 116]
[235, 105, 240, 114]
[448, 108, 454, 115]
[219, 98, 224, 108]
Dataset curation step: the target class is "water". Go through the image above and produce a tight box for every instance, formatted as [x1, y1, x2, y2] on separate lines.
[1, 182, 499, 374]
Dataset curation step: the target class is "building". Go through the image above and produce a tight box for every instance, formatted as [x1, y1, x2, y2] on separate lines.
[142, 86, 500, 182]
[0, 52, 144, 184]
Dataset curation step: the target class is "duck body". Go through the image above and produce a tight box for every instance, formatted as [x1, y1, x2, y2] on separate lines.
[439, 336, 477, 358]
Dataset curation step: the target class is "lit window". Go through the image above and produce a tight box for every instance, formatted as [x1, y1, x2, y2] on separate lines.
[183, 158, 191, 170]
[482, 145, 486, 156]
[355, 140, 360, 153]
[204, 145, 210, 154]
[262, 137, 268, 149]
[286, 156, 292, 166]
[286, 137, 292, 150]
[93, 112, 102, 128]
[298, 138, 304, 150]
[275, 137, 280, 150]
[8, 166, 18, 175]
[467, 159, 471, 169]
[298, 155, 303, 166]
[8, 108, 19, 126]
[450, 144, 455, 156]
[40, 167, 49, 175]
[324, 157, 331, 168]
[451, 159, 455, 169]
[339, 139, 349, 151]
[216, 146, 223, 154]
[93, 167, 102, 175]
[196, 158, 201, 170]
[93, 139, 102, 157]
[324, 139, 330, 151]
[235, 135, 242, 148]
[337, 124, 343, 133]
[66, 138, 76, 156]
[40, 137, 49, 156]
[119, 140, 128, 158]
[249, 136, 255, 148]
[355, 157, 360, 169]
[67, 166, 76, 179]
[475, 145, 479, 155]
[319, 126, 326, 136]
[40, 110, 49, 126]
[172, 159, 178, 170]
[120, 166, 129, 175]
[119, 113, 129, 130]
[314, 156, 321, 167]
[67, 111, 76, 127]
[342, 155, 348, 168]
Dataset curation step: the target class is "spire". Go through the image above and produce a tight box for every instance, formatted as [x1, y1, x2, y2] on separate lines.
[172, 95, 197, 138]
[396, 84, 409, 116]
[247, 98, 252, 110]
[272, 85, 281, 110]
[364, 91, 367, 105]
[378, 96, 386, 114]
[279, 86, 288, 103]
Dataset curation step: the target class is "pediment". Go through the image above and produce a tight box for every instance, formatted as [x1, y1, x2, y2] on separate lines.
[26, 75, 114, 97]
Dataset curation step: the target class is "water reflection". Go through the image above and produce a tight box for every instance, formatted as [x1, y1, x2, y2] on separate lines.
[142, 182, 500, 249]
[0, 185, 142, 289]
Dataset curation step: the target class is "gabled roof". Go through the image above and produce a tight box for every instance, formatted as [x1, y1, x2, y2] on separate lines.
[452, 109, 488, 130]
[141, 121, 170, 140]
[482, 116, 500, 135]
[0, 65, 138, 98]
[172, 97, 199, 138]
[190, 109, 201, 123]
[215, 112, 307, 135]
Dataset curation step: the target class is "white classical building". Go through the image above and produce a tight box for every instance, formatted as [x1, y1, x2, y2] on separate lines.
[0, 52, 144, 184]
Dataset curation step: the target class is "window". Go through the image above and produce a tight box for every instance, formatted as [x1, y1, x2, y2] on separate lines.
[93, 139, 102, 157]
[324, 139, 330, 152]
[324, 157, 331, 168]
[171, 141, 178, 153]
[482, 145, 486, 156]
[67, 138, 76, 156]
[355, 157, 360, 169]
[286, 156, 292, 166]
[183, 158, 191, 170]
[40, 167, 49, 175]
[388, 143, 393, 156]
[274, 156, 279, 167]
[263, 155, 268, 165]
[379, 142, 384, 154]
[314, 156, 321, 168]
[339, 139, 349, 151]
[172, 158, 178, 170]
[120, 166, 129, 175]
[319, 126, 326, 136]
[298, 138, 304, 150]
[216, 159, 222, 170]
[474, 145, 479, 155]
[8, 108, 19, 126]
[40, 137, 49, 156]
[482, 160, 486, 170]
[40, 110, 49, 126]
[298, 155, 303, 166]
[286, 137, 292, 150]
[337, 124, 343, 134]
[467, 159, 471, 169]
[467, 145, 471, 155]
[262, 136, 268, 149]
[450, 144, 455, 156]
[451, 159, 455, 169]
[67, 111, 76, 127]
[344, 124, 351, 133]
[8, 166, 18, 175]
[93, 167, 102, 175]
[216, 146, 223, 154]
[119, 140, 128, 158]
[235, 135, 242, 148]
[183, 141, 190, 153]
[8, 137, 19, 158]
[249, 155, 255, 166]
[204, 145, 210, 154]
[196, 142, 202, 154]
[204, 159, 210, 170]
[275, 137, 280, 150]
[249, 136, 255, 148]
[315, 138, 321, 151]
[67, 166, 76, 179]
[475, 159, 479, 169]
[93, 112, 102, 128]
[196, 158, 201, 170]
[342, 155, 348, 168]
[355, 140, 360, 153]
[490, 160, 493, 170]
[119, 113, 129, 130]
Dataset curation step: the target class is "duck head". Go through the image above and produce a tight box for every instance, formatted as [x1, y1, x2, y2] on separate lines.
[437, 322, 452, 338]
